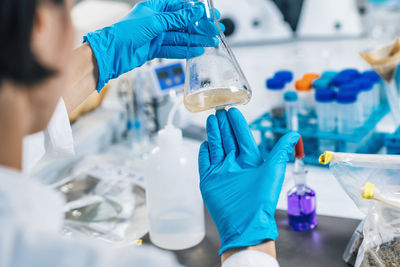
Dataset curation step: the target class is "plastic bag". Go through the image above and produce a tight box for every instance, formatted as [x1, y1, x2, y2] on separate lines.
[50, 153, 148, 245]
[320, 152, 400, 267]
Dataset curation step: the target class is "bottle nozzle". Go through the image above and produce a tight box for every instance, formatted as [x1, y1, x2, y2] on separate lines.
[295, 136, 305, 159]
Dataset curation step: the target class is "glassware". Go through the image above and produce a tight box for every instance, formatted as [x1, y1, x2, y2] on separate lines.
[183, 0, 251, 113]
[360, 39, 400, 127]
[287, 137, 317, 232]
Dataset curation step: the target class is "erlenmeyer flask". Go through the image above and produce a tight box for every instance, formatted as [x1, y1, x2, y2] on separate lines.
[360, 39, 400, 127]
[184, 0, 252, 113]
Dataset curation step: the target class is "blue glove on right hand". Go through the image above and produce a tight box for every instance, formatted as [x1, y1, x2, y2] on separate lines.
[199, 108, 299, 255]
[84, 0, 224, 92]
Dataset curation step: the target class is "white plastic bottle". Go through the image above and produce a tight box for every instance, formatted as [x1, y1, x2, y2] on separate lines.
[145, 125, 205, 250]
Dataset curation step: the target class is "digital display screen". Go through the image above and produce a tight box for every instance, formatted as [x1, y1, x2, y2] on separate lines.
[157, 71, 169, 79]
[172, 67, 183, 75]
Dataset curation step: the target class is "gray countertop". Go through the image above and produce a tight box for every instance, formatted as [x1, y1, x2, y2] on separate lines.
[144, 209, 361, 267]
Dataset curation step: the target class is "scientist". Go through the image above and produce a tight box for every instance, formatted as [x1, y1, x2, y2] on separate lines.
[0, 0, 299, 266]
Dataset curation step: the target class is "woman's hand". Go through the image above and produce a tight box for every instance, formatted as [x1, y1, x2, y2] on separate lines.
[199, 108, 299, 256]
[84, 0, 224, 92]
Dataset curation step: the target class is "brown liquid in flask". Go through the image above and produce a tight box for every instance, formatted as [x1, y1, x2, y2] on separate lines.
[183, 0, 251, 113]
[184, 88, 251, 113]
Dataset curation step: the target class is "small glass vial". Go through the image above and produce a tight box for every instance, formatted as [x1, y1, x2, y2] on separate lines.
[287, 167, 317, 232]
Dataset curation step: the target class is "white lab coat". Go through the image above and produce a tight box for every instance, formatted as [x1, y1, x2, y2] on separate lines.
[0, 98, 279, 267]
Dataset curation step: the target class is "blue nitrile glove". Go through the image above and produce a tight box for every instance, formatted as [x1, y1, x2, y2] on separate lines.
[199, 108, 300, 255]
[84, 0, 225, 92]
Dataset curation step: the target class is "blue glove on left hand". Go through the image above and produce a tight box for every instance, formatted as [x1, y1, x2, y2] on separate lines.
[199, 108, 300, 255]
[84, 0, 224, 92]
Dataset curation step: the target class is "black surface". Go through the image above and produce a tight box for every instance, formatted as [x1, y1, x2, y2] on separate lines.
[144, 209, 361, 267]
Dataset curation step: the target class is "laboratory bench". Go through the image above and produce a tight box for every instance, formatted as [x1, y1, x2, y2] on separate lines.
[144, 209, 361, 267]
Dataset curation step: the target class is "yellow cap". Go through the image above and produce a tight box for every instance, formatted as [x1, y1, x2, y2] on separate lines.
[362, 182, 375, 199]
[319, 151, 334, 165]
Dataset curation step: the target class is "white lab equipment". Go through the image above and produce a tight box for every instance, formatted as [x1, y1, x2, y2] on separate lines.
[214, 0, 292, 45]
[336, 90, 359, 134]
[315, 89, 336, 152]
[144, 102, 205, 250]
[284, 91, 299, 131]
[297, 0, 362, 37]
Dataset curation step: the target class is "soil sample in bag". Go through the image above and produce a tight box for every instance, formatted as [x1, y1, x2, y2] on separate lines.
[360, 38, 400, 83]
[360, 237, 400, 267]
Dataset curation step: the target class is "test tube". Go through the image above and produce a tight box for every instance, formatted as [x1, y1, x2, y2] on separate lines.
[361, 70, 381, 112]
[336, 90, 359, 134]
[356, 79, 374, 121]
[315, 88, 336, 152]
[340, 83, 364, 126]
[284, 91, 299, 131]
[266, 78, 286, 118]
[295, 79, 313, 115]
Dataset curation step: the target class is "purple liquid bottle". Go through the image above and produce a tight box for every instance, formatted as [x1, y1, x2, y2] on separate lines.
[287, 137, 317, 231]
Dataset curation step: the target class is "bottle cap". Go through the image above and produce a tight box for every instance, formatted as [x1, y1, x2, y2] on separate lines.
[339, 83, 359, 93]
[331, 74, 353, 87]
[158, 125, 183, 145]
[295, 136, 305, 159]
[274, 70, 293, 83]
[339, 68, 360, 79]
[361, 70, 380, 83]
[337, 90, 357, 104]
[315, 88, 336, 102]
[266, 78, 285, 90]
[284, 91, 298, 102]
[313, 78, 331, 89]
[295, 79, 312, 91]
[303, 73, 320, 82]
[321, 71, 338, 81]
[355, 78, 373, 91]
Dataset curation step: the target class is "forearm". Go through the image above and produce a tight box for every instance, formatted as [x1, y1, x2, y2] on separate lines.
[63, 43, 99, 114]
[221, 240, 277, 264]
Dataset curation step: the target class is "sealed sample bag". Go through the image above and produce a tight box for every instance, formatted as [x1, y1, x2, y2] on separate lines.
[320, 152, 400, 267]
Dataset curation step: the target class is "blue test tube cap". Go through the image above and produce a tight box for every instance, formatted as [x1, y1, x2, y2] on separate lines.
[340, 83, 360, 93]
[284, 91, 298, 102]
[339, 68, 360, 79]
[313, 78, 331, 89]
[337, 90, 357, 104]
[266, 78, 285, 90]
[274, 70, 294, 83]
[361, 70, 381, 83]
[331, 74, 354, 87]
[315, 88, 336, 102]
[321, 71, 338, 81]
[354, 78, 373, 91]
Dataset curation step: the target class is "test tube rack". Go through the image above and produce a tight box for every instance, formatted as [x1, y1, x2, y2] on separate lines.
[250, 106, 389, 165]
[384, 127, 400, 154]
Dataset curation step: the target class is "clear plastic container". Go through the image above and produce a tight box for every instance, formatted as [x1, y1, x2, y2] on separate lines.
[295, 79, 314, 115]
[337, 90, 359, 135]
[145, 125, 205, 250]
[315, 88, 336, 152]
[183, 0, 251, 113]
[356, 79, 375, 121]
[284, 91, 299, 131]
[266, 77, 286, 113]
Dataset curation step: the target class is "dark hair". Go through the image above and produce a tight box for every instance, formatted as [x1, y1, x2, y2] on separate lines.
[0, 0, 64, 86]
